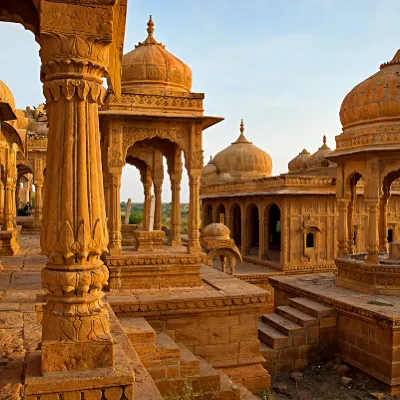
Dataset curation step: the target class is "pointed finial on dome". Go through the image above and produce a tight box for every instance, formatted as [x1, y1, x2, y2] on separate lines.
[210, 155, 213, 161]
[318, 135, 330, 150]
[147, 15, 154, 37]
[323, 135, 326, 145]
[137, 15, 163, 47]
[232, 119, 252, 144]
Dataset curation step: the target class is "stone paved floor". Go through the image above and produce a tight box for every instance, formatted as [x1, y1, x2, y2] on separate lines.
[0, 234, 44, 399]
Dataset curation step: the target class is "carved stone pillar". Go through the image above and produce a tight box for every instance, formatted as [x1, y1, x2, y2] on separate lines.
[39, 31, 113, 373]
[0, 180, 4, 226]
[379, 192, 389, 253]
[143, 180, 152, 231]
[188, 171, 201, 253]
[107, 170, 122, 256]
[170, 177, 182, 246]
[366, 199, 380, 263]
[34, 182, 43, 222]
[15, 177, 20, 212]
[337, 199, 349, 257]
[347, 197, 355, 255]
[259, 207, 265, 260]
[153, 180, 162, 231]
[4, 179, 14, 231]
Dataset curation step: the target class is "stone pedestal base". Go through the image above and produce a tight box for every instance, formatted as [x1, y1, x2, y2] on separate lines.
[24, 311, 134, 399]
[336, 258, 400, 295]
[133, 230, 165, 251]
[108, 266, 271, 393]
[105, 250, 205, 289]
[121, 223, 138, 247]
[0, 228, 20, 255]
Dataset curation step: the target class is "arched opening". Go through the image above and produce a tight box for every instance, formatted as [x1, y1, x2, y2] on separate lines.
[388, 228, 393, 244]
[216, 203, 226, 224]
[247, 204, 259, 256]
[203, 204, 213, 227]
[346, 172, 363, 255]
[306, 232, 315, 248]
[231, 204, 241, 247]
[268, 203, 281, 260]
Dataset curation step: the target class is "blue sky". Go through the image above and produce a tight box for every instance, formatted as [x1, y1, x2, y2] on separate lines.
[1, 0, 400, 202]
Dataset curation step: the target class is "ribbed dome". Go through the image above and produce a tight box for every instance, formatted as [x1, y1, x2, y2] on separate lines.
[122, 16, 192, 92]
[340, 50, 400, 129]
[288, 149, 310, 172]
[203, 223, 230, 239]
[212, 120, 272, 182]
[0, 81, 15, 111]
[306, 136, 332, 169]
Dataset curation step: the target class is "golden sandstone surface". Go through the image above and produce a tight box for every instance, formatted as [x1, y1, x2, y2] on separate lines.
[1, 1, 400, 399]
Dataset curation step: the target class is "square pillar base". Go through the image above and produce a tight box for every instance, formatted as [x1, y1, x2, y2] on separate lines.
[0, 228, 20, 255]
[41, 340, 114, 374]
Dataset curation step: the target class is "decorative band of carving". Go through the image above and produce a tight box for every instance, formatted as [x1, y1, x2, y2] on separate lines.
[110, 295, 267, 314]
[105, 253, 206, 267]
[43, 79, 106, 104]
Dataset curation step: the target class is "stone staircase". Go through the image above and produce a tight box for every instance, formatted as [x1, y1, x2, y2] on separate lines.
[258, 297, 338, 373]
[119, 316, 259, 400]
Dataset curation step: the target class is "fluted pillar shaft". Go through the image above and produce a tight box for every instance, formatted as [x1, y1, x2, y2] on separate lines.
[34, 182, 43, 222]
[337, 199, 349, 257]
[39, 31, 113, 373]
[379, 194, 389, 253]
[366, 199, 380, 264]
[107, 170, 122, 255]
[170, 179, 181, 246]
[188, 172, 201, 253]
[0, 180, 4, 226]
[143, 182, 152, 231]
[153, 181, 162, 231]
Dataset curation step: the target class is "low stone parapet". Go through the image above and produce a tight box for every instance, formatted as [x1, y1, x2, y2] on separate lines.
[336, 257, 400, 295]
[133, 230, 165, 251]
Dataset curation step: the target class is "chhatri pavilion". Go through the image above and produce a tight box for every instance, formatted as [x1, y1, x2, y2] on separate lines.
[1, 2, 400, 398]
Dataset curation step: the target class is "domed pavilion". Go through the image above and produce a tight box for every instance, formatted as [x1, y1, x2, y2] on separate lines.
[327, 49, 400, 295]
[99, 16, 223, 289]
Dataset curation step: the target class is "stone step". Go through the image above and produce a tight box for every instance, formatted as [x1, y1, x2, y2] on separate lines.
[192, 357, 221, 395]
[258, 320, 290, 349]
[215, 369, 243, 400]
[155, 332, 181, 360]
[118, 316, 156, 345]
[177, 343, 201, 377]
[276, 305, 319, 327]
[261, 313, 305, 336]
[289, 297, 334, 318]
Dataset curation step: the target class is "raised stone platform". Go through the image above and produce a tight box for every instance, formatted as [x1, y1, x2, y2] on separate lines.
[133, 230, 165, 251]
[107, 266, 271, 393]
[336, 257, 400, 295]
[268, 272, 400, 394]
[104, 248, 205, 290]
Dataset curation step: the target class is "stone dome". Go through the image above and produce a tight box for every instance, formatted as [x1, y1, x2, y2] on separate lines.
[306, 136, 332, 169]
[202, 156, 217, 176]
[212, 120, 272, 182]
[122, 16, 192, 92]
[340, 49, 400, 129]
[0, 81, 16, 111]
[203, 223, 231, 239]
[288, 149, 310, 172]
